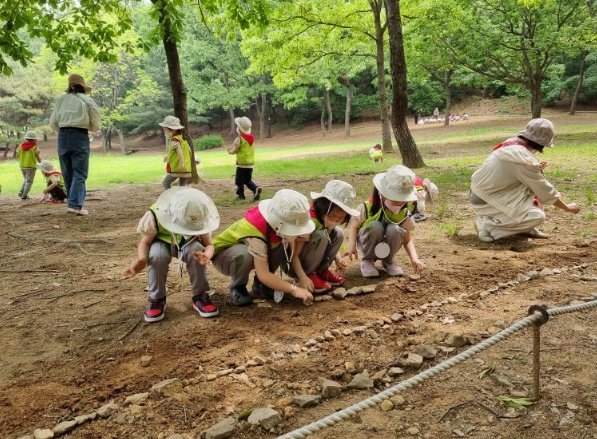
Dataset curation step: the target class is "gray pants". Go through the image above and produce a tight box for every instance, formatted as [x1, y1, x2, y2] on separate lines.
[357, 221, 405, 263]
[19, 168, 36, 198]
[212, 244, 284, 289]
[288, 228, 343, 276]
[162, 174, 188, 190]
[147, 240, 210, 300]
[472, 203, 545, 240]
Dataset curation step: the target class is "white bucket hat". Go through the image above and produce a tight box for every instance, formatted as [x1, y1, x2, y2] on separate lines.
[234, 116, 252, 134]
[36, 160, 56, 173]
[258, 189, 315, 236]
[310, 180, 360, 217]
[24, 131, 38, 140]
[158, 116, 185, 130]
[518, 118, 554, 148]
[155, 187, 220, 236]
[373, 165, 418, 202]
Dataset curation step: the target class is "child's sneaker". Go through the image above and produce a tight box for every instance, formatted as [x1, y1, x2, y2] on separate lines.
[252, 276, 275, 300]
[229, 285, 253, 306]
[381, 261, 404, 277]
[413, 212, 428, 222]
[253, 187, 262, 202]
[360, 260, 379, 278]
[20, 196, 32, 200]
[474, 219, 495, 243]
[307, 272, 331, 293]
[318, 268, 345, 286]
[192, 292, 219, 318]
[144, 298, 166, 322]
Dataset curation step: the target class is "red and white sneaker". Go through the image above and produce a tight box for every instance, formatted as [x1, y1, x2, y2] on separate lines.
[144, 298, 166, 322]
[192, 292, 219, 318]
[318, 268, 345, 286]
[307, 272, 331, 293]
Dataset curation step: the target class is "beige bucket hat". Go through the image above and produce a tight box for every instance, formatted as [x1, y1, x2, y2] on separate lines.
[159, 116, 185, 130]
[234, 116, 252, 134]
[373, 165, 418, 202]
[66, 73, 92, 93]
[310, 180, 360, 217]
[24, 131, 38, 140]
[518, 118, 554, 148]
[36, 160, 56, 173]
[155, 187, 220, 236]
[259, 189, 315, 236]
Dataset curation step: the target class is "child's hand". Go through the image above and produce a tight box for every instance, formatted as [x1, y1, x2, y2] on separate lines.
[343, 246, 359, 261]
[411, 258, 426, 274]
[539, 161, 548, 170]
[192, 250, 211, 265]
[293, 286, 313, 302]
[298, 275, 314, 292]
[334, 255, 347, 270]
[122, 258, 147, 278]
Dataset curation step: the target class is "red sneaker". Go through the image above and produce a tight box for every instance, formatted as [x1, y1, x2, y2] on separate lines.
[144, 298, 166, 322]
[318, 268, 345, 286]
[192, 292, 219, 318]
[308, 272, 331, 293]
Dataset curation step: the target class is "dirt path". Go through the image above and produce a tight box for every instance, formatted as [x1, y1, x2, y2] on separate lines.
[2, 116, 597, 439]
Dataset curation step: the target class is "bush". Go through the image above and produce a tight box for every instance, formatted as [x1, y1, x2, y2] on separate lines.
[194, 135, 223, 151]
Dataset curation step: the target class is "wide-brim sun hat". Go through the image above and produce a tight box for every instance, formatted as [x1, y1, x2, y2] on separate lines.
[518, 118, 554, 148]
[66, 73, 92, 93]
[373, 165, 418, 202]
[258, 189, 315, 236]
[234, 116, 252, 134]
[24, 130, 38, 140]
[155, 187, 220, 236]
[36, 160, 55, 173]
[310, 180, 360, 217]
[158, 115, 185, 130]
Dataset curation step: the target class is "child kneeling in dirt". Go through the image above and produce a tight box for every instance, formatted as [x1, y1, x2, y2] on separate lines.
[285, 180, 360, 294]
[36, 160, 67, 203]
[345, 165, 426, 278]
[122, 187, 220, 322]
[212, 189, 315, 306]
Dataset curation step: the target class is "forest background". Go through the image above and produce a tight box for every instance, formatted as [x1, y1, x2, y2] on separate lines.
[0, 0, 596, 168]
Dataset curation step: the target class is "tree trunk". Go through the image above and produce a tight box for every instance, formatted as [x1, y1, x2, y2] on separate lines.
[343, 78, 352, 137]
[101, 127, 109, 152]
[443, 70, 452, 127]
[570, 51, 587, 115]
[228, 106, 236, 139]
[152, 0, 199, 183]
[325, 89, 333, 132]
[530, 77, 542, 118]
[260, 92, 267, 141]
[320, 109, 327, 136]
[116, 128, 125, 154]
[371, 0, 393, 152]
[385, 0, 425, 168]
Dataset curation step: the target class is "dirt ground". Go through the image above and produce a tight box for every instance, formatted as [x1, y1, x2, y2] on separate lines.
[2, 115, 597, 439]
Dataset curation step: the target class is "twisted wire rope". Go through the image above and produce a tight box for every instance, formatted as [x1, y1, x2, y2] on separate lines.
[276, 299, 597, 439]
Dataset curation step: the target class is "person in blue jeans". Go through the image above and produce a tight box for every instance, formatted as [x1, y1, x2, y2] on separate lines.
[50, 73, 101, 216]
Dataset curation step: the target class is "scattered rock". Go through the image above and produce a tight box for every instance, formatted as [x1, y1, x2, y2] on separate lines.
[409, 274, 420, 281]
[391, 395, 406, 406]
[53, 420, 77, 435]
[494, 320, 507, 329]
[391, 313, 404, 322]
[293, 395, 322, 408]
[74, 413, 96, 425]
[305, 339, 318, 347]
[96, 402, 119, 418]
[342, 328, 353, 336]
[443, 334, 467, 348]
[324, 331, 335, 341]
[330, 329, 341, 337]
[345, 362, 356, 373]
[539, 268, 554, 277]
[247, 407, 281, 430]
[361, 285, 377, 294]
[453, 429, 466, 437]
[413, 345, 437, 360]
[140, 355, 152, 367]
[151, 378, 183, 397]
[234, 366, 247, 374]
[516, 273, 531, 283]
[567, 402, 579, 411]
[124, 392, 149, 406]
[33, 430, 54, 439]
[204, 416, 237, 439]
[404, 285, 418, 293]
[346, 287, 363, 296]
[387, 367, 404, 377]
[406, 426, 420, 435]
[380, 400, 393, 411]
[319, 378, 343, 398]
[252, 356, 266, 365]
[438, 346, 456, 354]
[399, 353, 424, 369]
[348, 374, 374, 389]
[490, 373, 513, 387]
[526, 270, 540, 280]
[331, 288, 347, 299]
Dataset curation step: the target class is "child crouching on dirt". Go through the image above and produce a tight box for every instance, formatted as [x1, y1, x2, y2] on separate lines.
[411, 176, 439, 222]
[212, 189, 315, 306]
[345, 165, 426, 278]
[368, 144, 383, 163]
[36, 160, 67, 203]
[286, 180, 360, 294]
[122, 187, 220, 322]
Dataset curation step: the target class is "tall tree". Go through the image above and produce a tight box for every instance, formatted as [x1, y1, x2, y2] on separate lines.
[385, 0, 425, 168]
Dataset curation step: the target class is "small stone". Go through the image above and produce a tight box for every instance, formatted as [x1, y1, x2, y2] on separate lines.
[319, 378, 343, 398]
[96, 402, 119, 418]
[206, 374, 217, 381]
[346, 287, 363, 296]
[305, 339, 318, 347]
[438, 346, 456, 354]
[399, 353, 424, 369]
[124, 392, 149, 406]
[140, 355, 152, 367]
[151, 378, 183, 397]
[33, 430, 54, 439]
[453, 429, 465, 437]
[390, 395, 406, 406]
[74, 413, 96, 425]
[252, 356, 266, 365]
[387, 367, 404, 377]
[345, 362, 356, 373]
[406, 309, 418, 318]
[407, 427, 420, 435]
[516, 273, 531, 282]
[380, 400, 393, 411]
[494, 320, 507, 329]
[347, 374, 374, 389]
[409, 274, 421, 281]
[247, 407, 281, 430]
[204, 416, 237, 439]
[315, 335, 325, 342]
[567, 402, 579, 410]
[526, 270, 540, 280]
[443, 334, 467, 348]
[391, 313, 404, 322]
[539, 268, 554, 277]
[361, 285, 377, 294]
[234, 366, 247, 374]
[332, 288, 347, 299]
[324, 331, 335, 341]
[342, 328, 353, 336]
[330, 329, 341, 337]
[53, 420, 77, 435]
[413, 345, 437, 360]
[293, 395, 322, 408]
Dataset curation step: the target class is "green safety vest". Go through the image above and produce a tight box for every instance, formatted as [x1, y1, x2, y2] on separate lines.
[361, 200, 415, 228]
[167, 134, 192, 173]
[213, 218, 280, 256]
[18, 143, 38, 168]
[236, 136, 254, 166]
[149, 204, 184, 247]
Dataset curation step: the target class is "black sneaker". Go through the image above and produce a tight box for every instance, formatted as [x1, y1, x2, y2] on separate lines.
[20, 196, 32, 200]
[144, 298, 166, 322]
[253, 187, 262, 202]
[229, 286, 253, 306]
[192, 292, 219, 318]
[251, 276, 275, 300]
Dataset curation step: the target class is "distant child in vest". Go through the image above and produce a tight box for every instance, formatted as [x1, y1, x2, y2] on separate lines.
[16, 131, 42, 200]
[288, 180, 360, 293]
[368, 144, 383, 163]
[160, 116, 192, 190]
[122, 187, 220, 323]
[228, 116, 262, 202]
[411, 176, 439, 222]
[36, 160, 67, 203]
[212, 189, 315, 306]
[345, 165, 426, 278]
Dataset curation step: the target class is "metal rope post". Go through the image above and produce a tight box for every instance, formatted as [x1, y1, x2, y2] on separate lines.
[528, 305, 549, 401]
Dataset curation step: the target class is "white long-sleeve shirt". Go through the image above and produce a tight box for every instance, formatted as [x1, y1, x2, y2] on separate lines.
[50, 93, 101, 132]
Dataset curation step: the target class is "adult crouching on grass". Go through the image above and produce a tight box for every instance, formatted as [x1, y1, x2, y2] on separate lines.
[470, 118, 581, 243]
[50, 73, 101, 216]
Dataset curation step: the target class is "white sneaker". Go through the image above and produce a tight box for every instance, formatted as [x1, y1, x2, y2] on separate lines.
[67, 207, 89, 216]
[474, 219, 494, 243]
[382, 261, 404, 277]
[360, 260, 380, 278]
[526, 227, 548, 239]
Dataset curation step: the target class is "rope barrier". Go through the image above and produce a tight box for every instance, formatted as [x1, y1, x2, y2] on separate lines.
[276, 299, 597, 439]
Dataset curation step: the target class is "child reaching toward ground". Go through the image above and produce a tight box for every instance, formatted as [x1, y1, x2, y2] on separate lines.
[368, 144, 383, 163]
[345, 165, 426, 278]
[160, 116, 192, 190]
[412, 176, 439, 222]
[16, 131, 42, 200]
[287, 180, 360, 293]
[36, 160, 67, 203]
[228, 116, 262, 202]
[122, 187, 220, 322]
[212, 189, 315, 306]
